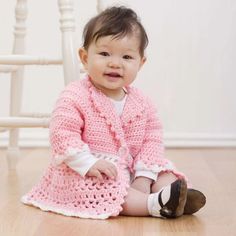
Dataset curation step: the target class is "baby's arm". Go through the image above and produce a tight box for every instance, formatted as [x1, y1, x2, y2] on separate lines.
[64, 145, 117, 180]
[64, 146, 98, 176]
[132, 98, 164, 185]
[86, 159, 117, 181]
[65, 153, 117, 181]
[50, 84, 117, 181]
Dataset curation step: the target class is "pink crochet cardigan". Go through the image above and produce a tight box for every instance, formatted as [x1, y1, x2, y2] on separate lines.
[21, 77, 185, 219]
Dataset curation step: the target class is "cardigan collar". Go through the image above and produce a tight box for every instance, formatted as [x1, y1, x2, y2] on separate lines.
[85, 77, 145, 144]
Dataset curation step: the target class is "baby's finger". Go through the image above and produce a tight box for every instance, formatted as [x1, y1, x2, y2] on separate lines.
[102, 168, 116, 179]
[93, 169, 103, 181]
[108, 166, 118, 178]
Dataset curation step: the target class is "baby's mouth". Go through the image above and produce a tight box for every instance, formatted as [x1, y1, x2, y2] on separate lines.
[104, 72, 122, 78]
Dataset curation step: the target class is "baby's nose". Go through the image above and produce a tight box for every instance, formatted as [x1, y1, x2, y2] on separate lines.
[108, 57, 121, 68]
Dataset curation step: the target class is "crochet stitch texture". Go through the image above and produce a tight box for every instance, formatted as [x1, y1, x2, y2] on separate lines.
[22, 77, 185, 219]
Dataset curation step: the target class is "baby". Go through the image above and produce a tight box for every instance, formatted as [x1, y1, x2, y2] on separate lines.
[22, 6, 206, 219]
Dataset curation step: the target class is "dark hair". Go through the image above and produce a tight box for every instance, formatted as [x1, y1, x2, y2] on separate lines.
[82, 6, 148, 57]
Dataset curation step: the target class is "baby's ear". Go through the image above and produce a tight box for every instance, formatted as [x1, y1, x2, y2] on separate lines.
[78, 47, 88, 69]
[139, 56, 146, 69]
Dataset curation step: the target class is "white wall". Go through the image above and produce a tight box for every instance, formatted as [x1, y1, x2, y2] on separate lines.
[0, 0, 236, 147]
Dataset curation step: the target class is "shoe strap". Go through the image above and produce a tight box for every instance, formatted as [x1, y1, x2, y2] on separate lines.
[158, 189, 164, 208]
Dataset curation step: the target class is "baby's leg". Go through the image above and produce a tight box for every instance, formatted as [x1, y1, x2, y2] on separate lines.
[121, 187, 149, 216]
[121, 179, 187, 218]
[151, 171, 178, 193]
[130, 176, 152, 194]
[152, 172, 206, 215]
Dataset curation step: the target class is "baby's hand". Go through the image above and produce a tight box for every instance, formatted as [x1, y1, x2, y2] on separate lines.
[86, 159, 118, 181]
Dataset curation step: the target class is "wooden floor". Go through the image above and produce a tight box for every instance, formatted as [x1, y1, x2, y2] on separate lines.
[0, 148, 236, 236]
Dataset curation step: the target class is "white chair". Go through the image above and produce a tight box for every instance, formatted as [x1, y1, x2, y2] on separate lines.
[0, 0, 103, 170]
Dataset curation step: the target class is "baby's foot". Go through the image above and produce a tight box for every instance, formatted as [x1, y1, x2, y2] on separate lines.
[159, 178, 187, 218]
[184, 189, 206, 214]
[148, 178, 187, 218]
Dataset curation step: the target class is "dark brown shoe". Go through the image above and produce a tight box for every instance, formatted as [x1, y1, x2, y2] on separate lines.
[184, 189, 206, 214]
[159, 179, 187, 218]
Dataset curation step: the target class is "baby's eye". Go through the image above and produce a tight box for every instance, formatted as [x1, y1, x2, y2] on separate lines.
[123, 55, 133, 60]
[99, 52, 109, 56]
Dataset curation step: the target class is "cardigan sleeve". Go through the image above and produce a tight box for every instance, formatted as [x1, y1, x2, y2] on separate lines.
[64, 145, 99, 177]
[133, 99, 173, 175]
[49, 87, 87, 157]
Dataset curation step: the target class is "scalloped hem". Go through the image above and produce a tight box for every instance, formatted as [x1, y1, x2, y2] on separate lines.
[21, 172, 130, 220]
[134, 160, 189, 184]
[21, 196, 115, 220]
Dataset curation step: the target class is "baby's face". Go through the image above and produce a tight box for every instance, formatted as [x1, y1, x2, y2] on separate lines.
[79, 34, 146, 99]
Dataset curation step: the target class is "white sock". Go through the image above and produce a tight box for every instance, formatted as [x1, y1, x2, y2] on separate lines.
[147, 185, 171, 217]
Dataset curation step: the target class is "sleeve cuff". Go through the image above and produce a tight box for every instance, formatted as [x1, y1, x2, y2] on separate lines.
[134, 170, 157, 181]
[64, 152, 99, 177]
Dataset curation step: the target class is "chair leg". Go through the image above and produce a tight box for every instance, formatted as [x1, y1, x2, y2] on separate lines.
[6, 0, 27, 170]
[7, 129, 20, 170]
[7, 66, 24, 170]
